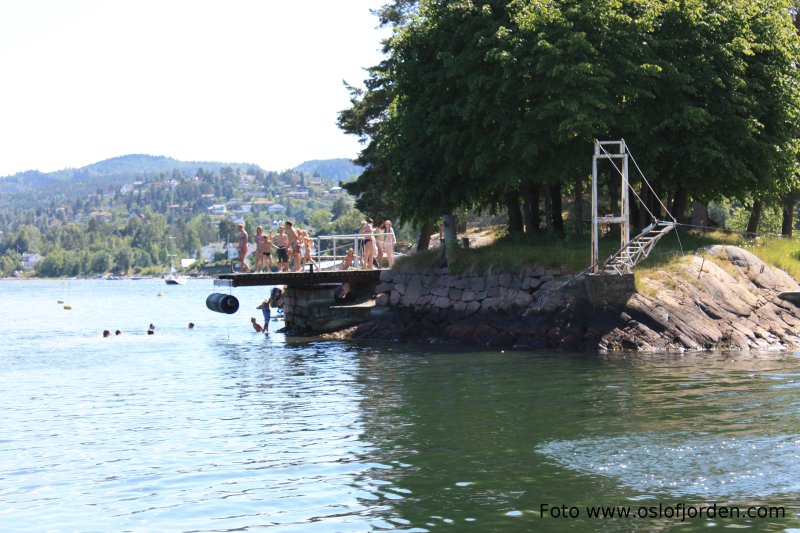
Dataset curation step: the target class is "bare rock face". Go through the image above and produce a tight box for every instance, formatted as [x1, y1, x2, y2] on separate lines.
[600, 246, 800, 352]
[356, 245, 800, 352]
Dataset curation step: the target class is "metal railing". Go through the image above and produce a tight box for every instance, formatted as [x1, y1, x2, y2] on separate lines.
[309, 232, 395, 271]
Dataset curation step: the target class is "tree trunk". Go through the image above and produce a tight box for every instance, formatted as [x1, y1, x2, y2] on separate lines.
[636, 186, 649, 228]
[781, 190, 797, 237]
[573, 175, 584, 235]
[608, 174, 619, 216]
[670, 185, 689, 222]
[691, 200, 710, 228]
[646, 181, 663, 221]
[629, 193, 640, 232]
[746, 200, 762, 236]
[505, 191, 524, 235]
[521, 182, 541, 234]
[416, 222, 433, 251]
[549, 183, 565, 238]
[544, 188, 553, 233]
[442, 213, 457, 264]
[442, 213, 457, 246]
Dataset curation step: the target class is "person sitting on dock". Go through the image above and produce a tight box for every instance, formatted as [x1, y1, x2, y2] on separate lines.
[250, 316, 264, 333]
[340, 248, 356, 270]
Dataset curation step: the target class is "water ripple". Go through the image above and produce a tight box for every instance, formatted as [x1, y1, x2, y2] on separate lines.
[536, 433, 800, 499]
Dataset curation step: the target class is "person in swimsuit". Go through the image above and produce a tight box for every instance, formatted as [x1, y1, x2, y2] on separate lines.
[237, 223, 251, 273]
[301, 231, 318, 271]
[360, 220, 376, 269]
[264, 231, 274, 272]
[384, 220, 396, 268]
[375, 220, 385, 268]
[250, 317, 263, 333]
[256, 297, 271, 334]
[285, 221, 301, 271]
[338, 248, 356, 298]
[340, 248, 356, 270]
[254, 226, 268, 273]
[275, 226, 290, 272]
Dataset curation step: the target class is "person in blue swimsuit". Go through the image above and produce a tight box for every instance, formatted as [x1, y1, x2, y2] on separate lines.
[256, 297, 271, 334]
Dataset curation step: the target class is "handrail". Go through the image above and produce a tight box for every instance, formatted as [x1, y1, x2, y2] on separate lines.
[309, 232, 396, 271]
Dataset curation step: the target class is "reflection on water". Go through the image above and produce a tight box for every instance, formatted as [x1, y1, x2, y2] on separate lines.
[0, 281, 799, 531]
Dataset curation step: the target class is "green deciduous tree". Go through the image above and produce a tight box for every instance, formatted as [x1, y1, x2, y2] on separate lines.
[341, 0, 800, 239]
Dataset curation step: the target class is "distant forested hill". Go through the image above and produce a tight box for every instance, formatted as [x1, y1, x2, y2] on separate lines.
[0, 154, 360, 212]
[0, 154, 259, 208]
[293, 158, 363, 183]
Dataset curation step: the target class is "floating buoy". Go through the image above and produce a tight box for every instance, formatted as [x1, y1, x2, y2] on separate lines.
[57, 300, 64, 304]
[63, 305, 72, 310]
[206, 293, 239, 314]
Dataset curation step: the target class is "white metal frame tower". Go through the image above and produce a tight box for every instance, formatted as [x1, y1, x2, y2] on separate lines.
[591, 140, 630, 273]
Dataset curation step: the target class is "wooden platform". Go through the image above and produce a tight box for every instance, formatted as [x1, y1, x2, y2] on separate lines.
[217, 269, 382, 288]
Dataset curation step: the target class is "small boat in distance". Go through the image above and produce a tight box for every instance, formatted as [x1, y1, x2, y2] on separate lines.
[165, 256, 186, 285]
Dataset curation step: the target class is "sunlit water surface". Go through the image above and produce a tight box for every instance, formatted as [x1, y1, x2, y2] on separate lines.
[1, 279, 799, 531]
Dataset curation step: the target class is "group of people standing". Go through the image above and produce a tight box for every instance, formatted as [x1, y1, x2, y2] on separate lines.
[358, 219, 396, 270]
[235, 218, 397, 274]
[237, 222, 318, 273]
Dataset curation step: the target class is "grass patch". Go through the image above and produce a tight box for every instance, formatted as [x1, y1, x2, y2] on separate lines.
[396, 233, 619, 274]
[745, 237, 800, 279]
[634, 230, 743, 269]
[396, 227, 800, 281]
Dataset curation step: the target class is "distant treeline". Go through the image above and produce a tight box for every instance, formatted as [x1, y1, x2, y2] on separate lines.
[0, 157, 366, 276]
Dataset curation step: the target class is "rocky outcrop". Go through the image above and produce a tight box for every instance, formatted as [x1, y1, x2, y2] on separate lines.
[354, 245, 800, 352]
[601, 245, 800, 351]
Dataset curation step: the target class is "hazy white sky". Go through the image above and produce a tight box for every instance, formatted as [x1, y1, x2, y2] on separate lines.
[0, 0, 389, 177]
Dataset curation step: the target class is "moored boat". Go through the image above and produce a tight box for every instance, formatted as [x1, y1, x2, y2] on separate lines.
[165, 264, 186, 285]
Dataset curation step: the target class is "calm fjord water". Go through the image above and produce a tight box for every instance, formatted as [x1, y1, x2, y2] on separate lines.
[1, 279, 799, 531]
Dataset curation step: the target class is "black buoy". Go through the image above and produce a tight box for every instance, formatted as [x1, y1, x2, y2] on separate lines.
[206, 293, 240, 314]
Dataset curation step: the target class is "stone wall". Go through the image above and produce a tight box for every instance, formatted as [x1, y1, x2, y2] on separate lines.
[374, 264, 570, 315]
[283, 283, 375, 335]
[357, 264, 613, 349]
[354, 245, 800, 352]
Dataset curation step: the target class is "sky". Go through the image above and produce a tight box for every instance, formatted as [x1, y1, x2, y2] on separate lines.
[0, 0, 390, 177]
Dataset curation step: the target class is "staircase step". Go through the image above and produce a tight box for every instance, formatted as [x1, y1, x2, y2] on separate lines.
[601, 221, 676, 273]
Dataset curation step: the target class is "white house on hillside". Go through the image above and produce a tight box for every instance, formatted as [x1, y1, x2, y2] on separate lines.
[200, 242, 227, 261]
[22, 253, 42, 270]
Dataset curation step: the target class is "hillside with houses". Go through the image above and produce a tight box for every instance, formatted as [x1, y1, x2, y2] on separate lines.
[0, 156, 364, 277]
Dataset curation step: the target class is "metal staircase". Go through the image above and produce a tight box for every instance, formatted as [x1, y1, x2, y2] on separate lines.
[602, 220, 676, 274]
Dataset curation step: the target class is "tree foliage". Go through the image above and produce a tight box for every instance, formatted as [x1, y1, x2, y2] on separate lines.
[341, 0, 800, 233]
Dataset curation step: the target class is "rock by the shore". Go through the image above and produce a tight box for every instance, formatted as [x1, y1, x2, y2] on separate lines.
[354, 245, 800, 352]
